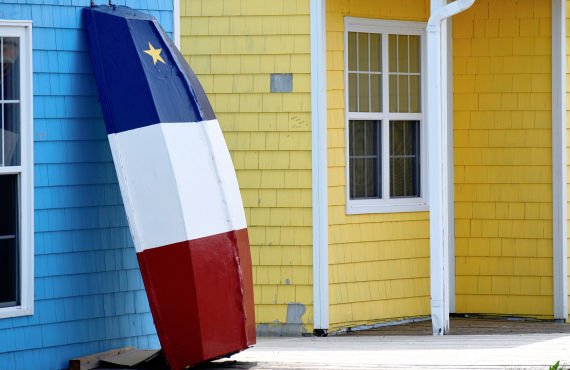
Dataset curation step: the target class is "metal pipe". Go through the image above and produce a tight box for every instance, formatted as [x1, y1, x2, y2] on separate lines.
[427, 0, 475, 336]
[428, 0, 475, 29]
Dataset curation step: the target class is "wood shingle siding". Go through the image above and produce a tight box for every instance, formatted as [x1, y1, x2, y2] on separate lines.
[180, 0, 314, 334]
[453, 0, 554, 318]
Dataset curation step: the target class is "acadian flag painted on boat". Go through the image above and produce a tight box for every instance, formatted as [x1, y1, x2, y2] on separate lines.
[83, 6, 256, 369]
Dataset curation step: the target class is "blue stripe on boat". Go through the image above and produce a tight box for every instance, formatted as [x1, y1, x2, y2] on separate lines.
[83, 5, 215, 134]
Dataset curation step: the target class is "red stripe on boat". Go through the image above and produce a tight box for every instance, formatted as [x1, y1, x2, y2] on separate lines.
[137, 228, 256, 369]
[236, 227, 256, 346]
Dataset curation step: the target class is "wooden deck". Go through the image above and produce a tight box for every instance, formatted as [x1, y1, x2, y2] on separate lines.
[200, 318, 570, 369]
[339, 317, 570, 336]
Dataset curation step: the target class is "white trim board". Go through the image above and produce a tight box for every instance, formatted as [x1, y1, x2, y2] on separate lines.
[173, 0, 180, 49]
[310, 0, 329, 331]
[445, 17, 455, 314]
[552, 0, 567, 320]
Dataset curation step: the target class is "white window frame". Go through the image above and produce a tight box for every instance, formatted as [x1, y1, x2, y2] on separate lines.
[344, 17, 428, 215]
[0, 20, 34, 319]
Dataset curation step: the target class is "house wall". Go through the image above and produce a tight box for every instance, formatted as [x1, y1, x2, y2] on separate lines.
[453, 0, 554, 318]
[326, 0, 431, 331]
[179, 0, 314, 335]
[0, 1, 175, 368]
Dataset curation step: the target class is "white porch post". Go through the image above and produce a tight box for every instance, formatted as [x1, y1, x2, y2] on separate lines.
[427, 0, 475, 335]
[552, 0, 567, 321]
[311, 0, 329, 332]
[428, 0, 449, 335]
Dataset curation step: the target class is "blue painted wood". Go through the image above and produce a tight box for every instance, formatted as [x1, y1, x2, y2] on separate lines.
[0, 1, 171, 368]
[84, 5, 214, 134]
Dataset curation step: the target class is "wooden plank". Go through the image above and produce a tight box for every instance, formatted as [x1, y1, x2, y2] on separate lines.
[69, 346, 136, 370]
[100, 349, 160, 367]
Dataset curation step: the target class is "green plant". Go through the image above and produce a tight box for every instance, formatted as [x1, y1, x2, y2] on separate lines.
[550, 361, 560, 370]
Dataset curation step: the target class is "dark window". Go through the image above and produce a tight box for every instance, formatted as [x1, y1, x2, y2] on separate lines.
[390, 120, 420, 198]
[0, 36, 21, 308]
[349, 120, 381, 199]
[0, 175, 19, 307]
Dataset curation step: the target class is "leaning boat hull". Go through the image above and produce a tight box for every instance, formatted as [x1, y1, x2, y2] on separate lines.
[83, 6, 255, 369]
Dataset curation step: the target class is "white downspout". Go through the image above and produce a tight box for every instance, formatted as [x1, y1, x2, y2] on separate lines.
[427, 0, 475, 336]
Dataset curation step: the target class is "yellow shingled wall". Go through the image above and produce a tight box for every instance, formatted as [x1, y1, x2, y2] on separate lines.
[453, 0, 554, 318]
[180, 0, 314, 333]
[327, 0, 431, 330]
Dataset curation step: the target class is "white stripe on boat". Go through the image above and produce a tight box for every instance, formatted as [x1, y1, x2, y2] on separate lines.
[108, 119, 247, 252]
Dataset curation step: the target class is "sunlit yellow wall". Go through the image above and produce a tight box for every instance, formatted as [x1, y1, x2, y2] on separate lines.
[180, 0, 313, 333]
[453, 0, 553, 318]
[327, 0, 431, 330]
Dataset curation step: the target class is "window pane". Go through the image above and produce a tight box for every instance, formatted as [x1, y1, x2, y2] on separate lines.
[389, 75, 397, 112]
[2, 38, 20, 101]
[353, 120, 365, 156]
[388, 35, 397, 73]
[358, 74, 369, 112]
[0, 239, 18, 307]
[365, 120, 376, 156]
[391, 120, 404, 156]
[391, 158, 405, 197]
[397, 35, 408, 73]
[348, 32, 357, 71]
[404, 157, 415, 196]
[390, 121, 420, 198]
[365, 158, 377, 198]
[398, 75, 409, 113]
[348, 73, 357, 112]
[370, 74, 381, 112]
[358, 33, 369, 71]
[388, 34, 421, 113]
[0, 174, 18, 307]
[370, 33, 381, 72]
[410, 75, 421, 113]
[3, 103, 20, 166]
[353, 158, 365, 198]
[0, 174, 17, 236]
[349, 120, 381, 200]
[409, 35, 420, 73]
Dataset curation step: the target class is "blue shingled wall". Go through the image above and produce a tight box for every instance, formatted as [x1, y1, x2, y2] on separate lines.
[0, 1, 174, 369]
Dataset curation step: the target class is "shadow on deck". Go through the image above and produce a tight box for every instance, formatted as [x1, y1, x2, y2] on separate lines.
[338, 316, 570, 336]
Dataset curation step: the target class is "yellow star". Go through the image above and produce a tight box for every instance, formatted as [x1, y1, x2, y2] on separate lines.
[143, 42, 165, 65]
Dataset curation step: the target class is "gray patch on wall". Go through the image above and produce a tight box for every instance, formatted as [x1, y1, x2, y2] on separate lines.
[256, 320, 283, 337]
[256, 303, 307, 337]
[270, 73, 293, 93]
